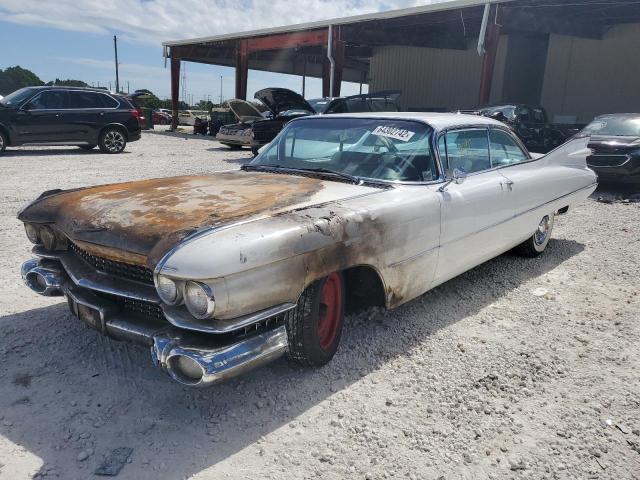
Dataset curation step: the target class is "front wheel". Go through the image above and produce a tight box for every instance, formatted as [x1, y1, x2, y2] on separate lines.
[98, 128, 127, 154]
[515, 214, 555, 257]
[286, 272, 345, 367]
[0, 130, 6, 154]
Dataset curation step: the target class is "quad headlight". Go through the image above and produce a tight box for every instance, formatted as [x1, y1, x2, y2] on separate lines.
[184, 281, 215, 319]
[24, 223, 39, 244]
[155, 275, 181, 305]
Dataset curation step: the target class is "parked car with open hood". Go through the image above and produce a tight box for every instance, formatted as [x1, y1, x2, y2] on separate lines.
[18, 112, 597, 387]
[251, 90, 402, 155]
[0, 86, 142, 154]
[575, 113, 640, 184]
[249, 88, 315, 155]
[216, 99, 264, 149]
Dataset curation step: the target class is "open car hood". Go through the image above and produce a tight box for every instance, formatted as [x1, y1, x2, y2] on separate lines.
[228, 99, 263, 123]
[254, 88, 314, 116]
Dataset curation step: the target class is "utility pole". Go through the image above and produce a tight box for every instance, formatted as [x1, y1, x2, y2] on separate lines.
[113, 35, 120, 93]
[220, 75, 223, 104]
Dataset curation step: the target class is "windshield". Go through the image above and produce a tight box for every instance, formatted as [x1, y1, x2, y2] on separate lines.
[0, 87, 38, 107]
[577, 116, 640, 137]
[251, 118, 437, 182]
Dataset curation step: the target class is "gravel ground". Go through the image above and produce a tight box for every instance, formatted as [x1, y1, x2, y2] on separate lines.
[0, 130, 638, 480]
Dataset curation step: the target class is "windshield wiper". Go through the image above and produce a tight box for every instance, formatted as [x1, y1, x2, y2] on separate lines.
[294, 167, 364, 185]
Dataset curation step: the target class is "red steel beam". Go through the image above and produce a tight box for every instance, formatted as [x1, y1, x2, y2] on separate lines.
[170, 56, 180, 130]
[246, 30, 328, 53]
[478, 5, 501, 106]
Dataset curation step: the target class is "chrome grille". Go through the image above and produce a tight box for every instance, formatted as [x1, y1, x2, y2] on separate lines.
[99, 292, 165, 321]
[70, 243, 154, 285]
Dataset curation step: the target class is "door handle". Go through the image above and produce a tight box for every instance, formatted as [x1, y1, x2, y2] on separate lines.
[500, 180, 514, 191]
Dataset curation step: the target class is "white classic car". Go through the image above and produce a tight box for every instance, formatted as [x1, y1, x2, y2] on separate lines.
[19, 113, 597, 386]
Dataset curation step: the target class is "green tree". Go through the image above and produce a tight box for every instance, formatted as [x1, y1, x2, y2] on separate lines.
[45, 78, 90, 87]
[0, 66, 44, 95]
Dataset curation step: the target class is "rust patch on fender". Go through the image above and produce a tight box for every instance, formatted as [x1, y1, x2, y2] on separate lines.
[19, 171, 325, 268]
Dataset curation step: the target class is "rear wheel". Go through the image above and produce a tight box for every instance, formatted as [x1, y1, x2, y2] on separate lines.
[98, 128, 127, 154]
[0, 130, 6, 154]
[515, 214, 555, 257]
[286, 272, 345, 367]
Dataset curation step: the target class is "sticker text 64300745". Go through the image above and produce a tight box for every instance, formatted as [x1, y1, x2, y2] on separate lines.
[371, 126, 416, 142]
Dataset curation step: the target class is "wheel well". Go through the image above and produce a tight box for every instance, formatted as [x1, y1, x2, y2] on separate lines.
[100, 124, 128, 141]
[343, 265, 386, 314]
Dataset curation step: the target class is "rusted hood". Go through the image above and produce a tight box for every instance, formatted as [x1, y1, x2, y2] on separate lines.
[19, 170, 381, 268]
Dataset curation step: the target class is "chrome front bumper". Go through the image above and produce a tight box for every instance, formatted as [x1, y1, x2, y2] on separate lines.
[21, 257, 289, 387]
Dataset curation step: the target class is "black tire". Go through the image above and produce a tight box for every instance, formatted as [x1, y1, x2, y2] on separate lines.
[251, 147, 260, 156]
[98, 127, 127, 154]
[79, 144, 96, 150]
[286, 272, 345, 367]
[0, 130, 7, 154]
[515, 214, 555, 257]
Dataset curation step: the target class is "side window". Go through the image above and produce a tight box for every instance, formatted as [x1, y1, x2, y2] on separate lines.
[325, 100, 347, 114]
[28, 91, 68, 110]
[99, 94, 119, 108]
[489, 129, 529, 166]
[69, 91, 102, 109]
[443, 129, 490, 174]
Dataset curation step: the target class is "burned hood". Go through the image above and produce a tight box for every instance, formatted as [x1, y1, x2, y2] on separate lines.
[228, 99, 263, 123]
[254, 88, 314, 116]
[18, 171, 381, 268]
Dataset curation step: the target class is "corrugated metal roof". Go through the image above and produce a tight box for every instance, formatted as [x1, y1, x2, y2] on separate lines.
[162, 0, 510, 47]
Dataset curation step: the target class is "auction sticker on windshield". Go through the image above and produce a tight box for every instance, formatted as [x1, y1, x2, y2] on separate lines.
[372, 126, 416, 142]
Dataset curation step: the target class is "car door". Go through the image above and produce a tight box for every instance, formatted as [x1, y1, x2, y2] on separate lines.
[434, 128, 513, 286]
[491, 127, 558, 243]
[66, 90, 111, 142]
[18, 90, 71, 143]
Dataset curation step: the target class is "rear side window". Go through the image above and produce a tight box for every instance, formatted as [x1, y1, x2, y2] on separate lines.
[28, 91, 69, 110]
[69, 91, 118, 109]
[441, 129, 491, 174]
[489, 129, 528, 166]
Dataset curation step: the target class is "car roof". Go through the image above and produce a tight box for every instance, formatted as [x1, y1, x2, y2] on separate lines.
[292, 111, 505, 131]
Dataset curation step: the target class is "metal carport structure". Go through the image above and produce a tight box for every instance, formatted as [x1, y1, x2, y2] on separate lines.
[162, 0, 640, 129]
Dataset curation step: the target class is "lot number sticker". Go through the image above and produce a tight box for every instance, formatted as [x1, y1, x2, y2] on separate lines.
[372, 126, 416, 142]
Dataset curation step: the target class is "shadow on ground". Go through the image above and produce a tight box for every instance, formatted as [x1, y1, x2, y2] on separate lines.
[0, 148, 130, 157]
[0, 239, 584, 478]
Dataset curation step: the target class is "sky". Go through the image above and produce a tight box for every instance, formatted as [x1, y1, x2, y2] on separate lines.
[0, 0, 448, 103]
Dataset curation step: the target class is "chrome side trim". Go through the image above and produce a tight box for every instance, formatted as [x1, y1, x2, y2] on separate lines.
[387, 245, 438, 268]
[162, 302, 296, 334]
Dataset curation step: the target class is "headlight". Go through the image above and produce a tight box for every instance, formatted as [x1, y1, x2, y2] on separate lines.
[24, 223, 39, 244]
[39, 226, 57, 250]
[156, 275, 181, 305]
[184, 281, 215, 319]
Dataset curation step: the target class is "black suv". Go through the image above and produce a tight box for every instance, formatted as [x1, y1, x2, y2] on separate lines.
[0, 86, 142, 154]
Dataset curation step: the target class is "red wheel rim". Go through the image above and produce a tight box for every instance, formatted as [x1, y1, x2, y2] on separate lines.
[317, 273, 343, 350]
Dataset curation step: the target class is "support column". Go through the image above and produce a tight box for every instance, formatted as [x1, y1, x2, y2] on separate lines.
[322, 27, 345, 98]
[235, 39, 249, 100]
[170, 56, 180, 130]
[478, 6, 501, 106]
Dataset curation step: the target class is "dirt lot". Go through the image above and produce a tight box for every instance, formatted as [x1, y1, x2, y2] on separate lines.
[0, 131, 638, 480]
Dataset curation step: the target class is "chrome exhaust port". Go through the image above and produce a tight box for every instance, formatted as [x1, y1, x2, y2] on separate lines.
[21, 258, 67, 297]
